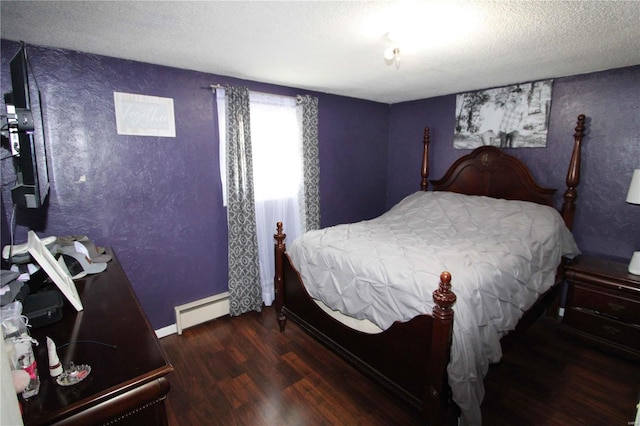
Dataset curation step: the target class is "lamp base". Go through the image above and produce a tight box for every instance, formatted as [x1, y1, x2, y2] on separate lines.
[629, 251, 640, 275]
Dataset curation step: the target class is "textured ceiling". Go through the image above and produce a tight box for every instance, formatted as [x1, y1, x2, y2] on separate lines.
[1, 1, 639, 104]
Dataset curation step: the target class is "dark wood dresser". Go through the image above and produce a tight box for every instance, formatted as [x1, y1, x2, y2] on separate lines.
[21, 248, 173, 425]
[560, 256, 640, 361]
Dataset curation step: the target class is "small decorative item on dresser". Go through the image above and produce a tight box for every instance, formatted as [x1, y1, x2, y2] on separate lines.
[626, 168, 640, 275]
[560, 256, 640, 360]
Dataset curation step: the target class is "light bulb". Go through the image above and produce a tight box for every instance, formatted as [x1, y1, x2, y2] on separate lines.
[384, 47, 396, 61]
[384, 47, 401, 66]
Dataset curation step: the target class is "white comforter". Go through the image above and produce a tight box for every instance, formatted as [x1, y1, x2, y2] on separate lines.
[289, 191, 580, 425]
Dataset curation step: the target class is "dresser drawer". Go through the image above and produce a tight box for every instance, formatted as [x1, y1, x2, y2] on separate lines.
[568, 283, 640, 324]
[563, 308, 640, 352]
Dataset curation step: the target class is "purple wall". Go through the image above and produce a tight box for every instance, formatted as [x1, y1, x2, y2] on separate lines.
[388, 66, 640, 262]
[1, 40, 389, 329]
[318, 95, 390, 226]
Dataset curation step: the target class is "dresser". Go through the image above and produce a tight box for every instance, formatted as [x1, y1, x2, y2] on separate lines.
[20, 248, 173, 425]
[560, 256, 640, 360]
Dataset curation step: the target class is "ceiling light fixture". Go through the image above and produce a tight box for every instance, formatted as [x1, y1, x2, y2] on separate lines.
[384, 47, 401, 67]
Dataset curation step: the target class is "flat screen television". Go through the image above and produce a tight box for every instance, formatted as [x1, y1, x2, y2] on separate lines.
[4, 42, 50, 208]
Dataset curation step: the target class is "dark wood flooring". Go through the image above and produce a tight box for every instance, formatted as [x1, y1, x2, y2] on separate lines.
[160, 307, 639, 425]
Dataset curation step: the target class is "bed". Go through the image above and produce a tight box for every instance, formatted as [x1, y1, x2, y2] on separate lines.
[273, 114, 586, 425]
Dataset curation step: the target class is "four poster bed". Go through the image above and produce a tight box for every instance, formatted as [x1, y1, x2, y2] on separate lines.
[273, 114, 586, 425]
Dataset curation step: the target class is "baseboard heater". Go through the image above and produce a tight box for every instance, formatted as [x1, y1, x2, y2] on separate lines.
[174, 292, 229, 335]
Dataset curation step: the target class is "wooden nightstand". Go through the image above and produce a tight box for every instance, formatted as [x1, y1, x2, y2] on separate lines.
[560, 256, 640, 360]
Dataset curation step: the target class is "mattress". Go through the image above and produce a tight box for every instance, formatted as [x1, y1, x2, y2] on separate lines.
[289, 191, 580, 425]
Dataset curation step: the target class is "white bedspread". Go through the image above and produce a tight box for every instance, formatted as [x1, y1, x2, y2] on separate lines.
[289, 191, 580, 425]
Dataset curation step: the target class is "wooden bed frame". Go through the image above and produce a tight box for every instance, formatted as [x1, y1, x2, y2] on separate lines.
[273, 114, 586, 425]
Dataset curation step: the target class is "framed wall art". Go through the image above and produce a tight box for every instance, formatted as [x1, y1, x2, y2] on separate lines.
[114, 92, 176, 137]
[454, 79, 553, 149]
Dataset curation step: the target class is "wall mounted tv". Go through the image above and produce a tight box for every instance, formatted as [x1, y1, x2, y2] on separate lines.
[4, 42, 50, 208]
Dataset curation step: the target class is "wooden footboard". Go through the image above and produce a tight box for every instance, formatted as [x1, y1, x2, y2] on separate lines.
[274, 222, 457, 425]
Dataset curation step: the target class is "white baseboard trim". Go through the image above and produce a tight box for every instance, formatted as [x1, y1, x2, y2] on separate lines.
[155, 324, 177, 339]
[173, 291, 230, 335]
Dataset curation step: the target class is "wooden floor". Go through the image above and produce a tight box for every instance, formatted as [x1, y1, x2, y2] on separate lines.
[160, 307, 639, 425]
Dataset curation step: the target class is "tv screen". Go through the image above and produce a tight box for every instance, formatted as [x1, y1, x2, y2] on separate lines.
[5, 42, 50, 208]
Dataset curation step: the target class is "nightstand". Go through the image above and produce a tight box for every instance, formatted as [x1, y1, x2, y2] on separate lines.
[560, 256, 640, 361]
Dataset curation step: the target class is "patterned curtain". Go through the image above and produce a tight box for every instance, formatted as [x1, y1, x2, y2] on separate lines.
[224, 86, 262, 316]
[297, 95, 321, 231]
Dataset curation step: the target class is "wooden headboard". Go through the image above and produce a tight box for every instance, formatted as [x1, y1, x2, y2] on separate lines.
[419, 114, 586, 230]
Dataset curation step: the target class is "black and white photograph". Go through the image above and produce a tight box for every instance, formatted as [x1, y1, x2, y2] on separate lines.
[454, 80, 553, 149]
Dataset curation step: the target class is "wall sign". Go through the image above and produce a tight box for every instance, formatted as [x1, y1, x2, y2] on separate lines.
[114, 92, 175, 137]
[454, 80, 553, 149]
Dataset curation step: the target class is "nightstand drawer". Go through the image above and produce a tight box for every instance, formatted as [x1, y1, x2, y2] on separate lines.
[564, 308, 640, 352]
[569, 284, 640, 324]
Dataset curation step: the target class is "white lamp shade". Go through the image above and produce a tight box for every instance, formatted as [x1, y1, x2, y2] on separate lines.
[627, 169, 640, 275]
[629, 251, 640, 275]
[627, 169, 640, 204]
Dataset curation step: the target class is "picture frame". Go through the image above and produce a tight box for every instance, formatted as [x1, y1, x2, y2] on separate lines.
[454, 79, 553, 149]
[114, 92, 176, 137]
[27, 231, 83, 311]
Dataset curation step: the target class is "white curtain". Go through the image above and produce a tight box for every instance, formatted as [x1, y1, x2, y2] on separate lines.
[251, 92, 303, 305]
[217, 90, 304, 306]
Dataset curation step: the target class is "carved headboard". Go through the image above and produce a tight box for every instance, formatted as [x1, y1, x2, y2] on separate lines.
[419, 114, 586, 230]
[430, 146, 556, 207]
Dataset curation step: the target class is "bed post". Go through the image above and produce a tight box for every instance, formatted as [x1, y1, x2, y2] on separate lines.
[426, 271, 457, 424]
[420, 127, 431, 191]
[561, 114, 586, 231]
[274, 222, 287, 332]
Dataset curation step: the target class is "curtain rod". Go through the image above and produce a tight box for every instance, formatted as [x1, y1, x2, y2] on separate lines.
[209, 85, 306, 103]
